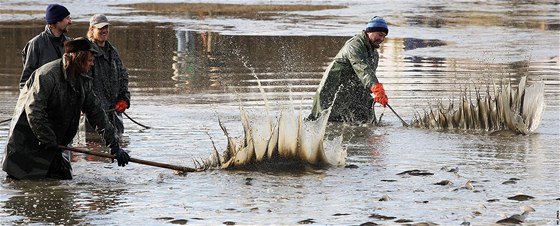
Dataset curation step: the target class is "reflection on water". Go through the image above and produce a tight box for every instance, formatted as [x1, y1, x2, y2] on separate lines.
[172, 30, 217, 88]
[0, 18, 558, 225]
[1, 179, 126, 225]
[0, 22, 556, 109]
[403, 3, 560, 31]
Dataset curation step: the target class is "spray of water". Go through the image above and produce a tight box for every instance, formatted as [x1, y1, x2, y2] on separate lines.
[411, 76, 545, 134]
[198, 58, 346, 170]
[198, 93, 347, 169]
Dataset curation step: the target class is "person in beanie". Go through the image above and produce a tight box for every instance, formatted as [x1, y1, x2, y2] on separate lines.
[86, 14, 130, 137]
[308, 16, 390, 123]
[19, 4, 73, 89]
[2, 38, 130, 180]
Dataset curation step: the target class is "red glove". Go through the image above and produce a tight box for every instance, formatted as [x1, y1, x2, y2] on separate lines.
[370, 83, 388, 107]
[115, 100, 129, 113]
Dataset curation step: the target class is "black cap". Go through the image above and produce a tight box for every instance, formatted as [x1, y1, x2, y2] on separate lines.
[64, 38, 98, 54]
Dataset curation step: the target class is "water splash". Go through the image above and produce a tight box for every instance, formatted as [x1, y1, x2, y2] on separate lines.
[411, 76, 545, 134]
[199, 68, 346, 170]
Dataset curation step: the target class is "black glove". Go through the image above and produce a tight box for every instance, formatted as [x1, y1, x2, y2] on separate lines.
[110, 146, 130, 167]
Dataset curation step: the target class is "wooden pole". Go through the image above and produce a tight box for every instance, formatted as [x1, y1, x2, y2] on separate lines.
[59, 145, 199, 173]
[387, 104, 409, 127]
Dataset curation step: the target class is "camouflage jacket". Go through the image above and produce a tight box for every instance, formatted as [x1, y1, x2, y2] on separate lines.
[20, 25, 71, 89]
[89, 41, 130, 110]
[309, 31, 380, 122]
[3, 59, 119, 179]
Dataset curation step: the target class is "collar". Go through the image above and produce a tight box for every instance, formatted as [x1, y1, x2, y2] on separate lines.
[90, 40, 113, 58]
[45, 25, 55, 38]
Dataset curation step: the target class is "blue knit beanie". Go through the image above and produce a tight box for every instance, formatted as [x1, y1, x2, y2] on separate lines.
[45, 4, 70, 24]
[365, 16, 388, 35]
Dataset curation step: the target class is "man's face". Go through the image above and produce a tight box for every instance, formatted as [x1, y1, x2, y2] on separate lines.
[367, 31, 387, 48]
[92, 25, 110, 43]
[55, 16, 72, 33]
[81, 52, 94, 73]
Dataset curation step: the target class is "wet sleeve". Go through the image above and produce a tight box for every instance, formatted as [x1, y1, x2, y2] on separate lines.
[114, 50, 130, 105]
[81, 79, 119, 148]
[25, 72, 57, 146]
[344, 41, 379, 88]
[20, 41, 41, 89]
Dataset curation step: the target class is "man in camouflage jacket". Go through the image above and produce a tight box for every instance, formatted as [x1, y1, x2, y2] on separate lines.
[309, 16, 390, 123]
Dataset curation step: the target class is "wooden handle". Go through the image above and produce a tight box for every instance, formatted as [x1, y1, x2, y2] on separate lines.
[387, 104, 409, 127]
[59, 145, 199, 173]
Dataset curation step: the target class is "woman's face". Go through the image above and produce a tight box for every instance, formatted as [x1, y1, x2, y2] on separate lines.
[91, 25, 110, 43]
[81, 51, 94, 73]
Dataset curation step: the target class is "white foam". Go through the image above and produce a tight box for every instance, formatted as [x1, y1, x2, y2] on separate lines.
[412, 76, 546, 134]
[202, 76, 346, 169]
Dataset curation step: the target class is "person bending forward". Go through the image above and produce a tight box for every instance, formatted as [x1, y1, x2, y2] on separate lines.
[309, 16, 390, 123]
[2, 38, 130, 180]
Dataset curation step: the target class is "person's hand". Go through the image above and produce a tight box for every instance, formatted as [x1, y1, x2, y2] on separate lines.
[115, 100, 129, 113]
[111, 146, 130, 167]
[370, 83, 389, 107]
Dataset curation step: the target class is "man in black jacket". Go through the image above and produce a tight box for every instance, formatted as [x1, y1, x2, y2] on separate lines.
[19, 4, 72, 89]
[3, 38, 130, 180]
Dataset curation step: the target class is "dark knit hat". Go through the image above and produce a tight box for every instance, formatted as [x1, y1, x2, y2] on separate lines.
[64, 38, 98, 54]
[45, 4, 70, 24]
[365, 16, 388, 35]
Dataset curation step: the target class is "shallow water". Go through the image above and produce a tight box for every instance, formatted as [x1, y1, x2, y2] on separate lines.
[1, 1, 559, 225]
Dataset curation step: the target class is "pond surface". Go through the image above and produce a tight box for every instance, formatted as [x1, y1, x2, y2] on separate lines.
[0, 1, 559, 225]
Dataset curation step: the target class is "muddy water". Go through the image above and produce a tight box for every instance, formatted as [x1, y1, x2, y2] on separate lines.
[1, 2, 560, 225]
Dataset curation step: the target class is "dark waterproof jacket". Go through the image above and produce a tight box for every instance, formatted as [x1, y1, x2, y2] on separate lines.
[89, 41, 130, 110]
[20, 25, 71, 89]
[2, 59, 119, 179]
[88, 41, 130, 135]
[309, 31, 380, 123]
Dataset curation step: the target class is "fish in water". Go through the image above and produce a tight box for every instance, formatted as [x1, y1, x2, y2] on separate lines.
[379, 194, 392, 201]
[396, 169, 434, 176]
[298, 218, 315, 224]
[368, 213, 396, 220]
[496, 205, 535, 224]
[453, 180, 474, 191]
[507, 194, 535, 201]
[434, 180, 453, 186]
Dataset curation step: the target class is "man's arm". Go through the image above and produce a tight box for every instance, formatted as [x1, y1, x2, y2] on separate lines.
[114, 49, 131, 106]
[20, 41, 41, 89]
[344, 42, 379, 88]
[25, 70, 58, 146]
